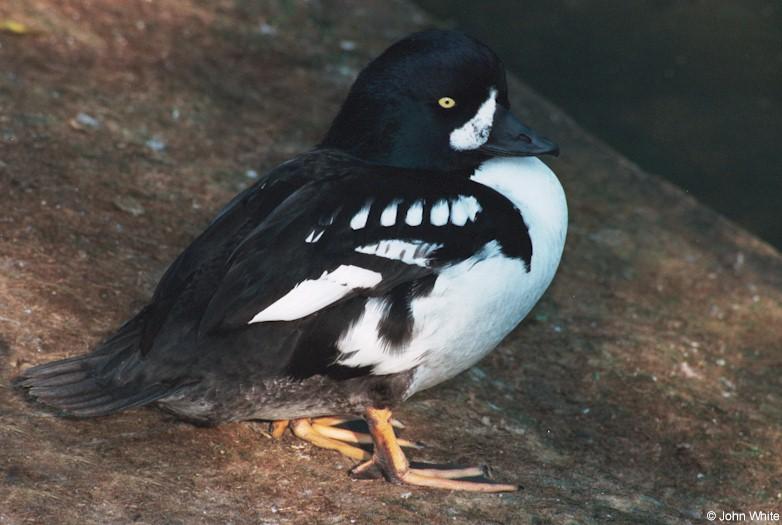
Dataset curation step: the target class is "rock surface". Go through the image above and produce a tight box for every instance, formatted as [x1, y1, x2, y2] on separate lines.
[1, 1, 781, 524]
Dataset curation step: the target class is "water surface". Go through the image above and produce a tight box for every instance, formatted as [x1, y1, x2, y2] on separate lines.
[416, 0, 782, 250]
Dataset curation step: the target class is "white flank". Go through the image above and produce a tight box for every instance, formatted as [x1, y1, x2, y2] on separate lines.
[449, 88, 497, 151]
[248, 265, 382, 323]
[350, 202, 372, 230]
[337, 242, 503, 376]
[336, 298, 418, 374]
[412, 157, 568, 393]
[450, 195, 482, 226]
[430, 199, 450, 226]
[380, 200, 400, 227]
[405, 200, 424, 226]
[355, 239, 442, 267]
[337, 157, 568, 397]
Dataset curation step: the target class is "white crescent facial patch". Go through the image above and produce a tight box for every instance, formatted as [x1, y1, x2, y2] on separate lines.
[449, 88, 497, 151]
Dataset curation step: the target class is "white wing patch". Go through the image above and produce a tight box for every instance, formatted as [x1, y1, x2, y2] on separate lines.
[405, 200, 424, 226]
[430, 199, 449, 226]
[450, 195, 482, 226]
[304, 229, 325, 243]
[350, 201, 372, 230]
[380, 200, 400, 227]
[449, 88, 497, 151]
[248, 265, 382, 323]
[355, 239, 442, 267]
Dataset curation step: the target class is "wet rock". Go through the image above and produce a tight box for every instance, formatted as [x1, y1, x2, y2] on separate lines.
[69, 112, 100, 131]
[145, 137, 166, 153]
[112, 195, 145, 216]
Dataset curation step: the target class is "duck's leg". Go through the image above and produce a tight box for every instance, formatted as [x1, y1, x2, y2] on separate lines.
[350, 407, 518, 492]
[310, 418, 421, 449]
[288, 418, 370, 460]
[312, 415, 406, 430]
[270, 419, 289, 439]
[269, 415, 420, 461]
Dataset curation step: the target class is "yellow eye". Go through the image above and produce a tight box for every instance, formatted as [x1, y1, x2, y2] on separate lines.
[438, 97, 456, 109]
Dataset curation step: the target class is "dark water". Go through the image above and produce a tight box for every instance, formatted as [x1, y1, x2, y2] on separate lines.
[415, 0, 782, 250]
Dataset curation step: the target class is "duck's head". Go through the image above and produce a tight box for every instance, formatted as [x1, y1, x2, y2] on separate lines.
[321, 30, 558, 171]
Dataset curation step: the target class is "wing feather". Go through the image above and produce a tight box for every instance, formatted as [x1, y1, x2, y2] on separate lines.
[196, 164, 528, 337]
[248, 265, 382, 323]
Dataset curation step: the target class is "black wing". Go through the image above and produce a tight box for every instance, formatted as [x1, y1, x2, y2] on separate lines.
[197, 167, 531, 336]
[16, 150, 382, 417]
[136, 149, 363, 354]
[16, 151, 533, 418]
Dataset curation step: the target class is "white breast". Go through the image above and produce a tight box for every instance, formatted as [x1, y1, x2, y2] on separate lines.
[337, 157, 568, 396]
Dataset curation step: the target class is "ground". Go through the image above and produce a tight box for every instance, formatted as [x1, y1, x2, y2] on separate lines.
[1, 1, 781, 524]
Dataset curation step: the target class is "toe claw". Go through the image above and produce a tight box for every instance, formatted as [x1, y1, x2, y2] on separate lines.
[397, 437, 424, 449]
[349, 460, 384, 480]
[479, 464, 492, 479]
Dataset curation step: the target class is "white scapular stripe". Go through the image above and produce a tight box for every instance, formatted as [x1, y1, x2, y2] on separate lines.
[355, 239, 442, 267]
[350, 202, 372, 230]
[405, 200, 424, 226]
[449, 88, 497, 151]
[304, 229, 324, 243]
[430, 199, 449, 226]
[248, 265, 382, 323]
[449, 195, 482, 226]
[380, 200, 400, 227]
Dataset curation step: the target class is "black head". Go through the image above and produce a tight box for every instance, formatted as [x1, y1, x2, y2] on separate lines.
[320, 30, 558, 171]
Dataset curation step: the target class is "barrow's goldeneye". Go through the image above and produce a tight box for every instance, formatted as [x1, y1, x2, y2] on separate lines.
[18, 29, 567, 492]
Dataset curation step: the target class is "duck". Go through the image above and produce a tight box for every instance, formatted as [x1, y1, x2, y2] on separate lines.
[16, 29, 567, 492]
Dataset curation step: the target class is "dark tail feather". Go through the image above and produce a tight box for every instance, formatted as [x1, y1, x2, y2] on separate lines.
[15, 317, 171, 418]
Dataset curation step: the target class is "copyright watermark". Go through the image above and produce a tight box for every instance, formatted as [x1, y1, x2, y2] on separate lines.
[706, 510, 780, 522]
